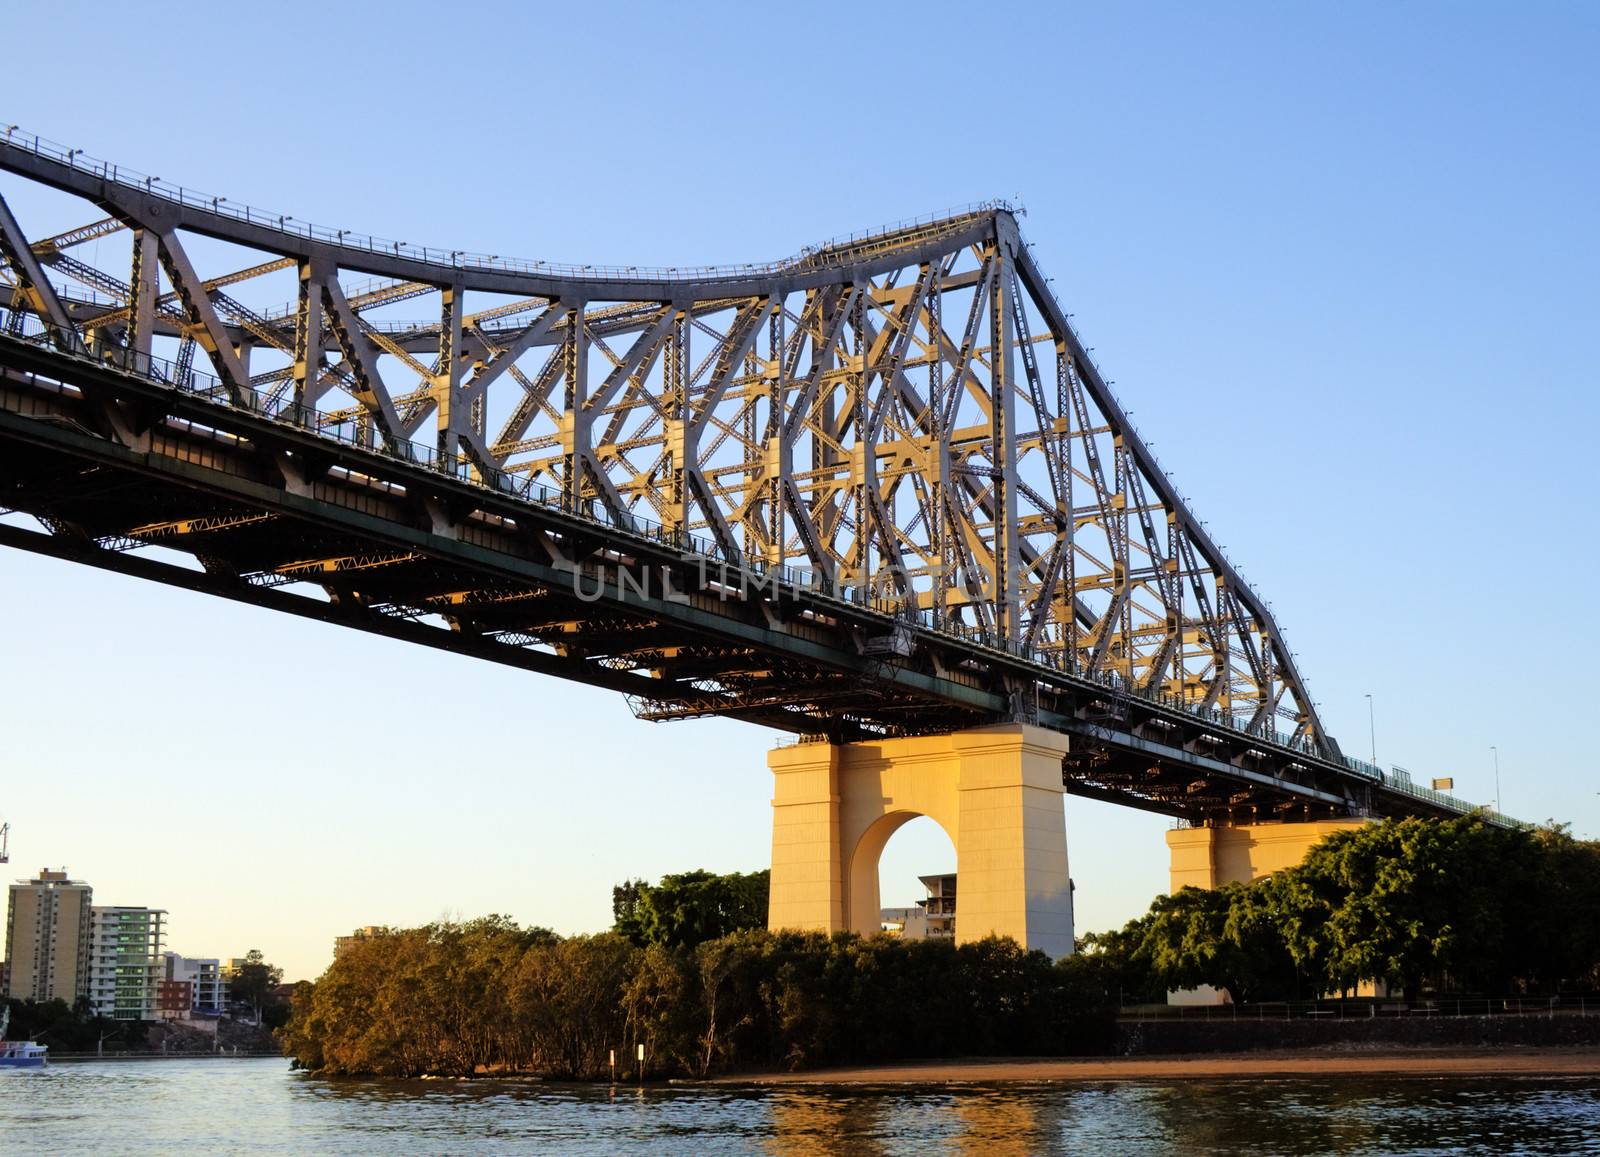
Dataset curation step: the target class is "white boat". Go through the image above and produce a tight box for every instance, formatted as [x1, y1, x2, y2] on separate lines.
[0, 1009, 47, 1068]
[0, 1039, 48, 1068]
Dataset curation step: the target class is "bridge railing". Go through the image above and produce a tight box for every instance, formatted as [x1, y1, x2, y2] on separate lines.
[1, 124, 1010, 287]
[1370, 774, 1499, 821]
[0, 307, 1527, 827]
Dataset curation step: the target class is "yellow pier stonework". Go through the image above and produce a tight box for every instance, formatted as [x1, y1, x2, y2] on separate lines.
[767, 724, 1074, 958]
[1166, 819, 1368, 891]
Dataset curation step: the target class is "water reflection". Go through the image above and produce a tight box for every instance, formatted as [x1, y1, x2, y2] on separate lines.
[950, 1088, 1051, 1157]
[8, 1059, 1600, 1155]
[763, 1091, 895, 1156]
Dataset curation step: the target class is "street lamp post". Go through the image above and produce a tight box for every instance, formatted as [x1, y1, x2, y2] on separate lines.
[1365, 694, 1377, 766]
[1491, 746, 1501, 814]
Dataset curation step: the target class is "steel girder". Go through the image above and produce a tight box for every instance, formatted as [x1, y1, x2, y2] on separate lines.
[0, 130, 1331, 753]
[5, 128, 1532, 828]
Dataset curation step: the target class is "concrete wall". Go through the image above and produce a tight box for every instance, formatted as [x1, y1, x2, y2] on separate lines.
[1167, 819, 1368, 891]
[1116, 1012, 1600, 1056]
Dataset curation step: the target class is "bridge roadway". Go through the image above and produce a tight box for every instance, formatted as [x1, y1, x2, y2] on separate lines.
[0, 325, 1489, 828]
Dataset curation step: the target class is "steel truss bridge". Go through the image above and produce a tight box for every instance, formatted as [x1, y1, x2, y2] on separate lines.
[0, 126, 1504, 828]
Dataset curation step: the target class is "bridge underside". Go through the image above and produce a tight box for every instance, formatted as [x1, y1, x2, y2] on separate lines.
[0, 347, 978, 739]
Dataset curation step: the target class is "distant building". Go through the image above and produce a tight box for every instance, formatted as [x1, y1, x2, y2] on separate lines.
[880, 874, 957, 940]
[918, 874, 957, 937]
[334, 925, 386, 959]
[879, 907, 931, 938]
[88, 906, 167, 1020]
[4, 869, 93, 1003]
[163, 953, 225, 1015]
[156, 979, 194, 1019]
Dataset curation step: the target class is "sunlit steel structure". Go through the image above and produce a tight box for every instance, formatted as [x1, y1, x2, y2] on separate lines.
[0, 126, 1501, 827]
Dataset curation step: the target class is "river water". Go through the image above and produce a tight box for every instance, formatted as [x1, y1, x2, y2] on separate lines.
[4, 1058, 1599, 1154]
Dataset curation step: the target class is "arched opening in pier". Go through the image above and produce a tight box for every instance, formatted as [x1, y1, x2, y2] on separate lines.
[871, 814, 957, 941]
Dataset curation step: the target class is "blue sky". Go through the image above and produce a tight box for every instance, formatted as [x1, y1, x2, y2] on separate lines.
[1, 0, 1595, 981]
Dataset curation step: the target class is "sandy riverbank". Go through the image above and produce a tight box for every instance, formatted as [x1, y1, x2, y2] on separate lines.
[709, 1047, 1600, 1086]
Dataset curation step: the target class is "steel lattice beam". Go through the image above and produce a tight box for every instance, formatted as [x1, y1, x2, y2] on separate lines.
[0, 125, 1505, 827]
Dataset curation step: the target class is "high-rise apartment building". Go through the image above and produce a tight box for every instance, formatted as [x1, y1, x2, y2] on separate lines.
[87, 906, 167, 1020]
[4, 869, 94, 1003]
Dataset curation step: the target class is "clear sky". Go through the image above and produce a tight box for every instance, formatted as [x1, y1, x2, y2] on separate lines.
[1, 1, 1595, 982]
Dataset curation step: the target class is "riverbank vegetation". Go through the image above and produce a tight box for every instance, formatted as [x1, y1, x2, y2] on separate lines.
[2, 998, 151, 1053]
[281, 818, 1600, 1078]
[1084, 816, 1600, 1004]
[2, 997, 283, 1055]
[280, 921, 1114, 1078]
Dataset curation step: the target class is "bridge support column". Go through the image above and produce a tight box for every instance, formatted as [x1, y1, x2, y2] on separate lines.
[767, 724, 1074, 958]
[1166, 819, 1369, 890]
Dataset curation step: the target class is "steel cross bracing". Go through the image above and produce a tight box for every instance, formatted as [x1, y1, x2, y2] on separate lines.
[0, 126, 1512, 829]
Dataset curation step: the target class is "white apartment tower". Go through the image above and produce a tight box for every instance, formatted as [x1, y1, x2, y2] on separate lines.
[88, 906, 167, 1020]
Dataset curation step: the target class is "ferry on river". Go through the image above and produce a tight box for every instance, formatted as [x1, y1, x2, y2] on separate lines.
[0, 1009, 48, 1068]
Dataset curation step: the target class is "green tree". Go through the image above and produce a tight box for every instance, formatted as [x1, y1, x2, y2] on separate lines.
[1082, 816, 1590, 1005]
[1219, 875, 1304, 1002]
[1514, 824, 1600, 992]
[615, 869, 770, 948]
[229, 948, 285, 1025]
[1280, 815, 1536, 1001]
[1077, 918, 1162, 1006]
[509, 933, 638, 1079]
[1134, 886, 1231, 996]
[1089, 883, 1290, 1004]
[612, 878, 648, 935]
[622, 941, 700, 1076]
